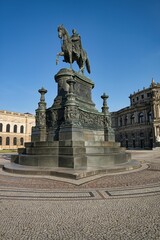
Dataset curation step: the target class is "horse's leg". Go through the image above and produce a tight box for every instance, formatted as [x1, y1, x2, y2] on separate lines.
[79, 60, 85, 74]
[81, 66, 84, 74]
[69, 51, 72, 69]
[56, 52, 64, 65]
[78, 51, 85, 74]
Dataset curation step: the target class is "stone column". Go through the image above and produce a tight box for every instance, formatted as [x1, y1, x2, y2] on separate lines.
[101, 93, 115, 142]
[32, 87, 47, 141]
[101, 93, 109, 114]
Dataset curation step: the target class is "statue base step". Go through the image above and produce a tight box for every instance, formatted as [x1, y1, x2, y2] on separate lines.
[11, 140, 131, 170]
[3, 160, 142, 180]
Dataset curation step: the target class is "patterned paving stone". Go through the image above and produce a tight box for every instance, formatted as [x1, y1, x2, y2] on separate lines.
[0, 196, 160, 240]
[0, 168, 160, 189]
[106, 185, 160, 197]
[0, 188, 100, 200]
[0, 151, 160, 239]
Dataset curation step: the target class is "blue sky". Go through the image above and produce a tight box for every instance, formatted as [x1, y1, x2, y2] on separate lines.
[0, 0, 160, 114]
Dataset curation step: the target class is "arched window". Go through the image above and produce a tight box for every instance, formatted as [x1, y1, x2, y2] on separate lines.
[20, 125, 24, 133]
[14, 125, 17, 133]
[0, 136, 2, 145]
[0, 123, 3, 132]
[6, 124, 10, 132]
[131, 114, 135, 124]
[13, 137, 17, 145]
[13, 125, 17, 133]
[6, 137, 10, 145]
[148, 111, 152, 123]
[20, 137, 24, 145]
[139, 112, 144, 123]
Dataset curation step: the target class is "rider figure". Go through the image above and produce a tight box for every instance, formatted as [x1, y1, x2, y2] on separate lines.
[71, 29, 82, 58]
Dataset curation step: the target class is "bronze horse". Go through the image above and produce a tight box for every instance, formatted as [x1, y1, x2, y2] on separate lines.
[56, 25, 91, 74]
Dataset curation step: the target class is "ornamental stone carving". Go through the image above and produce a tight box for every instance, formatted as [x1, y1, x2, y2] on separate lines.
[36, 111, 46, 128]
[64, 105, 79, 123]
[79, 109, 104, 129]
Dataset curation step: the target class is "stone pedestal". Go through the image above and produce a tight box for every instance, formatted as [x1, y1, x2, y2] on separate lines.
[14, 68, 131, 170]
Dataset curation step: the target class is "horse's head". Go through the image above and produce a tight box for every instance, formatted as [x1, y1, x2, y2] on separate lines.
[57, 25, 65, 39]
[57, 24, 71, 42]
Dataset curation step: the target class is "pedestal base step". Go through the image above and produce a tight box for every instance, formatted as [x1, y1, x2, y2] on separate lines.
[3, 160, 141, 180]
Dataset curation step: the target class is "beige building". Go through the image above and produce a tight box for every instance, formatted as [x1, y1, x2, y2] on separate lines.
[112, 79, 160, 149]
[0, 110, 35, 150]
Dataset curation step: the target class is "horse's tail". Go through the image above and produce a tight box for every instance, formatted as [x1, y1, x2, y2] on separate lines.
[86, 58, 91, 74]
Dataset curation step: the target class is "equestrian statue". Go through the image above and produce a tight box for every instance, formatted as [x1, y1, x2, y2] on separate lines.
[56, 25, 91, 74]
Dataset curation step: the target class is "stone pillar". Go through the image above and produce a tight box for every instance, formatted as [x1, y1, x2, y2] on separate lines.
[58, 76, 87, 169]
[101, 93, 109, 114]
[32, 87, 47, 141]
[59, 77, 83, 141]
[101, 93, 115, 142]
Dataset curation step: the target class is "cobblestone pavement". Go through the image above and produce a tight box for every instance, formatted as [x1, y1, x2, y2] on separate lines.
[0, 151, 160, 239]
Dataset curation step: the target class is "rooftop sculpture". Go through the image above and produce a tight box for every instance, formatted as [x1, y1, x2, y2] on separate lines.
[56, 25, 91, 74]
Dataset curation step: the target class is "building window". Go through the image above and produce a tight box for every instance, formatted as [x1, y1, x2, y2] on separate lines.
[150, 139, 153, 149]
[131, 114, 135, 124]
[147, 92, 151, 97]
[133, 140, 136, 148]
[141, 94, 144, 99]
[140, 132, 144, 137]
[20, 138, 24, 145]
[148, 111, 152, 122]
[120, 118, 123, 127]
[20, 125, 24, 133]
[6, 124, 10, 132]
[6, 137, 10, 145]
[13, 137, 17, 145]
[140, 139, 145, 148]
[139, 112, 144, 123]
[14, 125, 17, 133]
[0, 123, 3, 132]
[0, 136, 2, 145]
[126, 140, 128, 148]
[124, 116, 128, 126]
